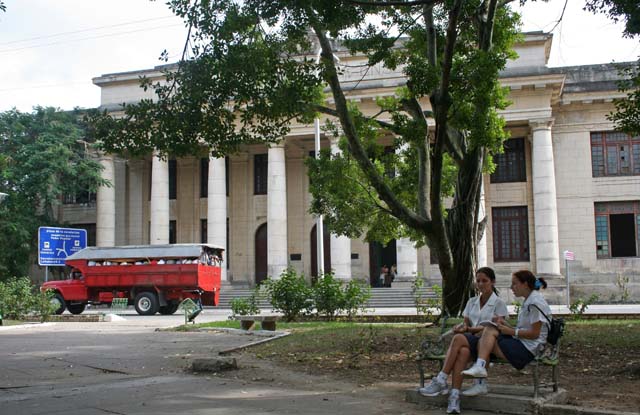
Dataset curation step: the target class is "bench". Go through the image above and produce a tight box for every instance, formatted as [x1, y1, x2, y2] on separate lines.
[179, 298, 203, 324]
[231, 315, 279, 331]
[416, 318, 561, 399]
[110, 298, 128, 314]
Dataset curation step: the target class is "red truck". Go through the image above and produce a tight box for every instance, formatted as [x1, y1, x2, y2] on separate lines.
[41, 244, 223, 315]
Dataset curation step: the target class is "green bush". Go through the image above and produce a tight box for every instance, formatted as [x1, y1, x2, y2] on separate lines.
[341, 279, 371, 318]
[412, 277, 442, 322]
[569, 294, 599, 320]
[230, 286, 262, 317]
[264, 268, 312, 322]
[0, 277, 56, 322]
[312, 272, 344, 319]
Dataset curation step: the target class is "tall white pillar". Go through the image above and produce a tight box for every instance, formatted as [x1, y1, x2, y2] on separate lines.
[96, 154, 115, 247]
[150, 153, 169, 245]
[267, 143, 288, 278]
[477, 180, 488, 267]
[127, 160, 144, 245]
[207, 155, 227, 281]
[329, 138, 351, 281]
[530, 118, 560, 275]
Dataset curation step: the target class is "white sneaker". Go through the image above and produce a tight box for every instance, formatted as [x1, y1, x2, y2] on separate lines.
[446, 394, 461, 414]
[462, 381, 488, 396]
[418, 377, 449, 397]
[461, 365, 487, 378]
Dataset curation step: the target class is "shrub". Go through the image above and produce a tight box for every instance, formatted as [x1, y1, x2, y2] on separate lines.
[412, 277, 442, 322]
[230, 286, 262, 317]
[264, 268, 312, 321]
[341, 279, 371, 318]
[312, 272, 344, 319]
[569, 294, 599, 320]
[0, 277, 56, 321]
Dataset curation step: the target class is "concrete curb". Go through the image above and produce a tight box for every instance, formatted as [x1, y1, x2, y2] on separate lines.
[198, 327, 286, 337]
[0, 322, 55, 331]
[541, 404, 640, 415]
[218, 331, 291, 355]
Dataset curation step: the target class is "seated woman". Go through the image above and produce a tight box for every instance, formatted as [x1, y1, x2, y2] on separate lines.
[419, 267, 508, 413]
[461, 270, 551, 382]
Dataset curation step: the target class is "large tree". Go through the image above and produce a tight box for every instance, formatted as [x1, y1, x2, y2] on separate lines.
[585, 0, 640, 134]
[89, 0, 521, 315]
[0, 107, 106, 279]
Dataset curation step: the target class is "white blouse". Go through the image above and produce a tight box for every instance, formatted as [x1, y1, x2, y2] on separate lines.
[517, 290, 552, 354]
[462, 292, 509, 327]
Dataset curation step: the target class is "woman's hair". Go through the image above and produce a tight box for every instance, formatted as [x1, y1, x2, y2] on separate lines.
[513, 269, 547, 291]
[476, 266, 499, 294]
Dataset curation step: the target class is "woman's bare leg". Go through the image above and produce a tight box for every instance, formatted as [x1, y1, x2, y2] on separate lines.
[476, 326, 500, 362]
[451, 347, 471, 390]
[442, 334, 470, 374]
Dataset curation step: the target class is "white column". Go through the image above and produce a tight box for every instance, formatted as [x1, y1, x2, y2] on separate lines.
[127, 160, 144, 245]
[531, 118, 560, 275]
[267, 143, 288, 278]
[207, 155, 227, 281]
[328, 138, 351, 281]
[96, 154, 115, 247]
[477, 180, 488, 267]
[150, 153, 169, 245]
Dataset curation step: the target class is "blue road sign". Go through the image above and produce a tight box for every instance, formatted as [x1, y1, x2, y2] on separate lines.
[38, 227, 87, 266]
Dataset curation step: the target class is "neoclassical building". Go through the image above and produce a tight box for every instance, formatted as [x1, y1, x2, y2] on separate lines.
[61, 32, 639, 300]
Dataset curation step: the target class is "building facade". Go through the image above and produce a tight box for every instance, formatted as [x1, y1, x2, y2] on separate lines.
[60, 32, 639, 302]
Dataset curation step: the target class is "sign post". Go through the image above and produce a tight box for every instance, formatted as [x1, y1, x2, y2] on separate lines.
[38, 227, 87, 281]
[563, 250, 575, 308]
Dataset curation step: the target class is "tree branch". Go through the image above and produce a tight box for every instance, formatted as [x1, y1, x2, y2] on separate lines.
[348, 0, 441, 7]
[401, 98, 431, 219]
[310, 22, 430, 232]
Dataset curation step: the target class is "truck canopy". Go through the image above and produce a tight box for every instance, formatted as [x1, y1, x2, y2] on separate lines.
[66, 244, 224, 262]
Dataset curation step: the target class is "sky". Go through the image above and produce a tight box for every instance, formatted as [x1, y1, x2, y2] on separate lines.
[0, 0, 638, 113]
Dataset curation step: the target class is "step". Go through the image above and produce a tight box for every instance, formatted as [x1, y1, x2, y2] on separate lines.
[406, 384, 568, 414]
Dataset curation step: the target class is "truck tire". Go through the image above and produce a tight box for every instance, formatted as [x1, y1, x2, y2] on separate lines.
[134, 292, 159, 315]
[159, 303, 179, 315]
[51, 293, 66, 315]
[67, 303, 86, 315]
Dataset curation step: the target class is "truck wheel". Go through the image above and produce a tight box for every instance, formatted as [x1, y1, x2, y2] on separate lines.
[159, 303, 179, 315]
[51, 293, 66, 315]
[134, 292, 159, 315]
[67, 303, 86, 315]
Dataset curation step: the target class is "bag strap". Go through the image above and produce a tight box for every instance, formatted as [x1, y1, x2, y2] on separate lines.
[528, 304, 552, 326]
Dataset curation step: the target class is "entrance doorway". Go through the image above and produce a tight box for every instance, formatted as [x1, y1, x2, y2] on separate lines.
[255, 223, 268, 284]
[369, 240, 397, 287]
[310, 223, 331, 282]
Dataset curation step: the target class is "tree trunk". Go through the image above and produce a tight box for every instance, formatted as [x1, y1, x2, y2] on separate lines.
[440, 148, 484, 316]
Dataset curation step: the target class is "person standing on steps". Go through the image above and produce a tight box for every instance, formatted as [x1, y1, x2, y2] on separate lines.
[461, 270, 551, 385]
[419, 267, 508, 414]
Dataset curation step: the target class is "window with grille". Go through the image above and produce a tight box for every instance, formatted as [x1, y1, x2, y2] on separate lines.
[492, 206, 529, 262]
[200, 219, 207, 244]
[594, 201, 640, 258]
[254, 154, 268, 195]
[591, 131, 640, 177]
[63, 191, 96, 205]
[490, 138, 526, 183]
[169, 220, 176, 244]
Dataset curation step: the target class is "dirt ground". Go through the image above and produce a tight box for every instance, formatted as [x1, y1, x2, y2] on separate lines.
[245, 322, 640, 413]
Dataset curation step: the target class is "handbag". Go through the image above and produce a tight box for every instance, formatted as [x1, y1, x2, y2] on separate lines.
[529, 304, 565, 345]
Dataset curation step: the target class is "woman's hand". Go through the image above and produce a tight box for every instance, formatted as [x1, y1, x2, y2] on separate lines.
[453, 323, 468, 334]
[496, 322, 513, 335]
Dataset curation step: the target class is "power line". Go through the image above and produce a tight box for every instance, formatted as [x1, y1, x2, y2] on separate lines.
[0, 23, 184, 55]
[0, 16, 178, 46]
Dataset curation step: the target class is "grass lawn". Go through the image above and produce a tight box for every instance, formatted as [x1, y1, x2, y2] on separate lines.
[193, 318, 640, 411]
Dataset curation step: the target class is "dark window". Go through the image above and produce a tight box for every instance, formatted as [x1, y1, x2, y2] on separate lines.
[225, 157, 229, 197]
[594, 201, 640, 258]
[71, 223, 96, 247]
[200, 219, 207, 244]
[254, 154, 268, 195]
[169, 220, 176, 244]
[200, 158, 209, 198]
[226, 217, 230, 269]
[491, 138, 526, 183]
[492, 206, 529, 262]
[169, 159, 177, 200]
[591, 131, 640, 177]
[63, 191, 96, 205]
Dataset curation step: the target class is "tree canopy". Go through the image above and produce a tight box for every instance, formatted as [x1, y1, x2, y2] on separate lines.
[0, 107, 106, 279]
[89, 0, 524, 314]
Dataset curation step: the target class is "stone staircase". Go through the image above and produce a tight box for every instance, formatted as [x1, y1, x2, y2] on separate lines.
[217, 286, 437, 309]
